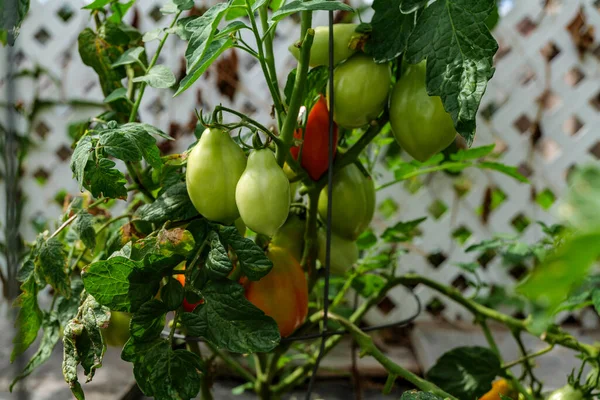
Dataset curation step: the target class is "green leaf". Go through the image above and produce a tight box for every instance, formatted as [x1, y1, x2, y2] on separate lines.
[130, 299, 167, 340]
[82, 256, 162, 312]
[450, 144, 495, 161]
[214, 21, 251, 39]
[108, 0, 135, 23]
[11, 277, 43, 362]
[284, 66, 328, 111]
[143, 28, 163, 43]
[400, 0, 428, 13]
[137, 182, 199, 223]
[71, 136, 93, 190]
[367, 0, 416, 63]
[478, 162, 529, 184]
[401, 391, 444, 400]
[17, 259, 35, 283]
[176, 37, 233, 96]
[426, 346, 501, 399]
[182, 280, 280, 353]
[10, 315, 61, 390]
[38, 238, 70, 297]
[205, 230, 233, 278]
[73, 211, 96, 250]
[100, 130, 142, 162]
[83, 158, 128, 199]
[161, 278, 184, 311]
[381, 217, 427, 243]
[218, 225, 272, 281]
[352, 274, 386, 297]
[161, 0, 194, 14]
[560, 166, 600, 232]
[517, 232, 600, 331]
[82, 0, 111, 9]
[405, 0, 498, 144]
[111, 46, 145, 67]
[1, 0, 30, 45]
[558, 276, 600, 312]
[132, 65, 176, 88]
[166, 16, 198, 41]
[593, 290, 600, 315]
[271, 0, 353, 21]
[104, 87, 129, 104]
[98, 122, 164, 170]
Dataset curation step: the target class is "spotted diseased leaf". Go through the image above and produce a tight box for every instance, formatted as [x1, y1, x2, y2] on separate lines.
[426, 346, 501, 399]
[98, 123, 164, 170]
[182, 280, 279, 353]
[218, 225, 272, 281]
[83, 158, 128, 200]
[73, 211, 96, 250]
[38, 238, 71, 297]
[405, 0, 498, 144]
[11, 276, 43, 362]
[367, 0, 416, 63]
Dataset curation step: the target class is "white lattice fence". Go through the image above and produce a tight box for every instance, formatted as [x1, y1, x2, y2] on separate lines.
[1, 0, 600, 326]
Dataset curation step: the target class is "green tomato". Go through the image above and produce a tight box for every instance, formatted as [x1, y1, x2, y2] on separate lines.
[289, 24, 359, 67]
[547, 385, 585, 400]
[318, 163, 376, 240]
[102, 311, 131, 347]
[186, 127, 247, 224]
[236, 149, 290, 236]
[389, 61, 457, 162]
[317, 229, 358, 274]
[327, 54, 391, 129]
[234, 218, 246, 237]
[271, 213, 306, 262]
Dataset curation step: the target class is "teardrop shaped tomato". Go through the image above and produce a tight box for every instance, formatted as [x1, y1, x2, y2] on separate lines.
[186, 127, 247, 224]
[244, 246, 308, 337]
[327, 54, 391, 129]
[317, 229, 358, 274]
[271, 212, 306, 262]
[389, 61, 457, 162]
[236, 149, 290, 236]
[318, 163, 375, 240]
[290, 96, 338, 181]
[289, 24, 359, 67]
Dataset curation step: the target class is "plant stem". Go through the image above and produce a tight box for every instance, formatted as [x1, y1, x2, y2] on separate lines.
[206, 342, 255, 383]
[129, 11, 181, 123]
[503, 345, 554, 369]
[303, 188, 320, 290]
[479, 318, 501, 358]
[259, 6, 280, 112]
[125, 161, 154, 202]
[328, 312, 459, 399]
[275, 12, 314, 166]
[246, 1, 285, 125]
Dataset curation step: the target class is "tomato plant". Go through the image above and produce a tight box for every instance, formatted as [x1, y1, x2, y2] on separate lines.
[8, 1, 600, 400]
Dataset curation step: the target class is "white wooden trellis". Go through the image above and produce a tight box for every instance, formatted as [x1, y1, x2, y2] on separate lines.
[1, 0, 600, 327]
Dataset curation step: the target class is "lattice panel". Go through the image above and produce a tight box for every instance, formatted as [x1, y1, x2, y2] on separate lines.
[1, 0, 600, 326]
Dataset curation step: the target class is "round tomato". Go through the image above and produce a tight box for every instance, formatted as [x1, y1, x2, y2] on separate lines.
[547, 385, 586, 400]
[236, 149, 290, 236]
[102, 311, 131, 347]
[327, 54, 391, 129]
[175, 273, 202, 312]
[244, 246, 308, 337]
[317, 229, 358, 274]
[186, 127, 247, 224]
[318, 163, 375, 240]
[271, 212, 306, 262]
[290, 96, 338, 181]
[479, 379, 518, 400]
[389, 61, 457, 162]
[289, 24, 359, 67]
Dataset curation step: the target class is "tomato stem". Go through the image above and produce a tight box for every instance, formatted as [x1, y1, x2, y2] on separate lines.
[302, 188, 320, 291]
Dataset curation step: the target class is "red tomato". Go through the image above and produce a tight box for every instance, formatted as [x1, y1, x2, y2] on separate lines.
[290, 96, 338, 181]
[244, 246, 308, 337]
[175, 273, 202, 312]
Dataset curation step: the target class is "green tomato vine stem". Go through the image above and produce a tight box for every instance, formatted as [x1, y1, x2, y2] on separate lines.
[275, 12, 314, 167]
[259, 6, 281, 123]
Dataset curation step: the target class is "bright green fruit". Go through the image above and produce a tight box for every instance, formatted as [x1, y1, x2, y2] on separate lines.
[317, 229, 358, 274]
[236, 149, 290, 236]
[318, 163, 376, 240]
[102, 311, 131, 347]
[389, 61, 457, 162]
[186, 127, 247, 224]
[547, 385, 585, 400]
[289, 24, 359, 67]
[327, 54, 391, 129]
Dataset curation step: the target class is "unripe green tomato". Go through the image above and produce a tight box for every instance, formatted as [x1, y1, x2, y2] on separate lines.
[327, 54, 391, 129]
[235, 218, 246, 237]
[289, 24, 359, 67]
[236, 149, 291, 236]
[318, 163, 376, 240]
[271, 213, 305, 262]
[186, 128, 247, 224]
[317, 229, 358, 274]
[547, 385, 585, 400]
[102, 311, 131, 347]
[389, 61, 457, 162]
